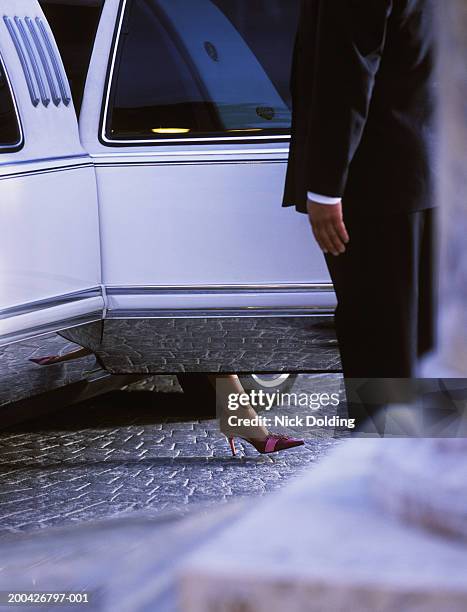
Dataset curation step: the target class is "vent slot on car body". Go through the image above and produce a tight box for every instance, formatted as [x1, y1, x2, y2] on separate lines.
[3, 15, 71, 107]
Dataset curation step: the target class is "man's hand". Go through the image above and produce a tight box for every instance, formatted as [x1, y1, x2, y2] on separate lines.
[307, 199, 350, 256]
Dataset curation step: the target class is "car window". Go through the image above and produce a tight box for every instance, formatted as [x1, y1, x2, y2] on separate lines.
[0, 58, 22, 150]
[105, 0, 300, 143]
[39, 0, 104, 115]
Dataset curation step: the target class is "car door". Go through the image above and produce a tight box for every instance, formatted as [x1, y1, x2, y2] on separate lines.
[81, 0, 335, 316]
[0, 0, 103, 347]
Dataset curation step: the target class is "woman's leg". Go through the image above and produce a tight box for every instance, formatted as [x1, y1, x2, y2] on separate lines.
[178, 374, 304, 454]
[206, 374, 269, 440]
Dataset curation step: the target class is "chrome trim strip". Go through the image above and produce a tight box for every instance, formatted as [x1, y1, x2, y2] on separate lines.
[0, 161, 94, 180]
[0, 155, 285, 175]
[0, 49, 24, 150]
[0, 153, 89, 170]
[101, 0, 291, 147]
[36, 17, 71, 106]
[1, 285, 334, 327]
[106, 284, 333, 295]
[3, 16, 39, 106]
[94, 159, 287, 167]
[0, 287, 102, 320]
[26, 16, 60, 106]
[15, 17, 50, 107]
[107, 307, 335, 319]
[0, 159, 285, 180]
[0, 311, 102, 348]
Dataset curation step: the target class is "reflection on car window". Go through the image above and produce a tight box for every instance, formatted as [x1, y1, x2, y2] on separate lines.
[0, 60, 21, 149]
[106, 0, 300, 142]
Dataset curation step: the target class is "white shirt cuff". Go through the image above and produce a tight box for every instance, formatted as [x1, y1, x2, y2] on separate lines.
[307, 191, 341, 205]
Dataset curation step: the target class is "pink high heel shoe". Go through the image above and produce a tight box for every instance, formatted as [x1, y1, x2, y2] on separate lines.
[228, 434, 304, 456]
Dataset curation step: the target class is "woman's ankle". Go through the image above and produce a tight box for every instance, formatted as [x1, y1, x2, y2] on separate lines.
[220, 422, 269, 441]
[218, 402, 269, 441]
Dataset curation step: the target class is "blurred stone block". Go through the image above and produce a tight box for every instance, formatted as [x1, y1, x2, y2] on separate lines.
[180, 439, 467, 612]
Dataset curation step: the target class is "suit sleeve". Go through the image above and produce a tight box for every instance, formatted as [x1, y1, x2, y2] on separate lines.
[306, 0, 393, 197]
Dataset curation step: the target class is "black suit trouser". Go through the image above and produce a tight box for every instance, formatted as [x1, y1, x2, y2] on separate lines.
[324, 208, 438, 426]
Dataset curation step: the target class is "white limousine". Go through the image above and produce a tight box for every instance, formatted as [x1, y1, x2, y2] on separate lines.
[0, 0, 338, 408]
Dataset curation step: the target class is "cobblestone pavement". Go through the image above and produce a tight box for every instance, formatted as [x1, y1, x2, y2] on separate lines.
[0, 375, 344, 538]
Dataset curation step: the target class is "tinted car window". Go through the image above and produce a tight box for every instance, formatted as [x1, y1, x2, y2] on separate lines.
[106, 0, 300, 142]
[0, 59, 22, 150]
[40, 0, 104, 115]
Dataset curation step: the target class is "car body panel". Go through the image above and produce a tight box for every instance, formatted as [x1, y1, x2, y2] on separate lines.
[1, 0, 339, 409]
[81, 0, 334, 308]
[0, 0, 103, 346]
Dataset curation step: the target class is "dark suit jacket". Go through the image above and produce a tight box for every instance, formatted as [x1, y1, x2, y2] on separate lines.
[282, 0, 436, 216]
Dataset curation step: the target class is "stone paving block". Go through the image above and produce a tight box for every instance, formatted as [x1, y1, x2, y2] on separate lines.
[180, 439, 467, 612]
[0, 502, 248, 611]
